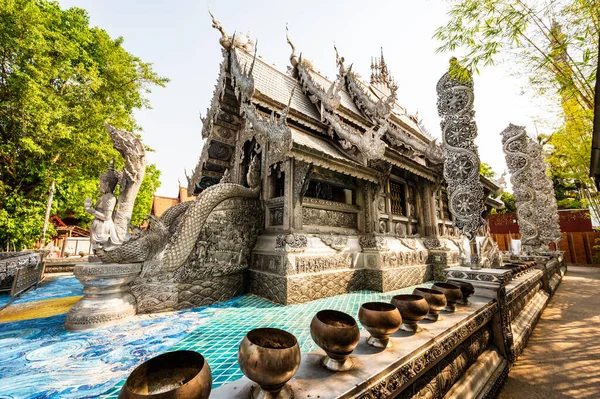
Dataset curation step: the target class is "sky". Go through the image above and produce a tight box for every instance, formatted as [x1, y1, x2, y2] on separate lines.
[59, 0, 556, 196]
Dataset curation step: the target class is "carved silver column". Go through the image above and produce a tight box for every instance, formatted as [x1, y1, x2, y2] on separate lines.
[501, 124, 540, 253]
[436, 60, 486, 269]
[422, 182, 438, 237]
[526, 138, 562, 246]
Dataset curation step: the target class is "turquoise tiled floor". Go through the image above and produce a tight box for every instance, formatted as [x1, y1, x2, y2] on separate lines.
[0, 276, 433, 399]
[100, 283, 433, 398]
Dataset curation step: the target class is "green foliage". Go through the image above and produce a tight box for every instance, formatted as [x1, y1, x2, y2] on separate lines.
[0, 0, 167, 249]
[435, 0, 597, 112]
[480, 162, 496, 179]
[131, 164, 161, 227]
[499, 191, 516, 213]
[490, 191, 516, 215]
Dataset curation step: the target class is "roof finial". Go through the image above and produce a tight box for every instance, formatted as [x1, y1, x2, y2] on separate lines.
[334, 43, 343, 66]
[286, 24, 299, 67]
[380, 47, 388, 79]
[209, 9, 232, 49]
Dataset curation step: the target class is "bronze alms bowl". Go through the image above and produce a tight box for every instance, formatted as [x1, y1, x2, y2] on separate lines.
[310, 309, 360, 371]
[448, 279, 475, 305]
[119, 350, 211, 399]
[413, 287, 447, 321]
[391, 294, 429, 333]
[432, 282, 463, 312]
[358, 302, 402, 348]
[238, 328, 301, 399]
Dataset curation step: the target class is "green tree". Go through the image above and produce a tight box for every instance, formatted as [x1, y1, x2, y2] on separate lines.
[0, 0, 168, 249]
[489, 192, 517, 214]
[131, 164, 161, 227]
[480, 162, 497, 179]
[435, 0, 598, 217]
[435, 0, 597, 111]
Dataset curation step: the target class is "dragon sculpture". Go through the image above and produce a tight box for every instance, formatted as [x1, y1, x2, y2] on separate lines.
[479, 227, 502, 268]
[98, 157, 262, 277]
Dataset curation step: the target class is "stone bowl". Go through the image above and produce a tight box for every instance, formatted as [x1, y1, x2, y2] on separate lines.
[432, 282, 463, 312]
[238, 328, 301, 399]
[358, 302, 402, 348]
[310, 309, 360, 371]
[447, 280, 475, 304]
[413, 287, 447, 321]
[119, 350, 211, 399]
[390, 294, 429, 333]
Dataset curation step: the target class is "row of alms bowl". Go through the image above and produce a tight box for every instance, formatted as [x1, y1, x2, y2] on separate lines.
[118, 281, 475, 399]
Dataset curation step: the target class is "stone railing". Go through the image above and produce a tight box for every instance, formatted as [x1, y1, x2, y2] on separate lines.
[0, 251, 45, 296]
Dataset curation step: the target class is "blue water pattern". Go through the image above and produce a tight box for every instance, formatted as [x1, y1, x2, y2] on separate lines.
[0, 276, 432, 399]
[0, 275, 83, 308]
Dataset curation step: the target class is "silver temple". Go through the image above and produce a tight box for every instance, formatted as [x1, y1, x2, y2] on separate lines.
[94, 18, 504, 314]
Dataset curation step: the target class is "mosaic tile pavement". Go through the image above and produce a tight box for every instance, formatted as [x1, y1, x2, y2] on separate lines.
[99, 283, 433, 398]
[0, 276, 432, 399]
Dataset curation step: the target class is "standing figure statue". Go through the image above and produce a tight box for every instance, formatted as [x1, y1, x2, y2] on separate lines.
[84, 160, 123, 252]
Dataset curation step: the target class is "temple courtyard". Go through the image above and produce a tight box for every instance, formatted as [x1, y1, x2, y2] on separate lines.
[0, 1, 597, 398]
[1, 264, 596, 398]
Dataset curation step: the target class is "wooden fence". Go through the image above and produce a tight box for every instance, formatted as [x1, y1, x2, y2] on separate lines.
[491, 232, 600, 265]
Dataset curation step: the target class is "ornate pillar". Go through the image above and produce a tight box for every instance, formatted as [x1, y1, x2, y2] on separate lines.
[436, 59, 486, 268]
[291, 160, 312, 230]
[527, 138, 562, 246]
[422, 182, 438, 237]
[501, 124, 540, 253]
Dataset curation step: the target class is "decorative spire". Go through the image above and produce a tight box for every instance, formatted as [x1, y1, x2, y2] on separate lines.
[380, 47, 389, 80]
[369, 49, 395, 96]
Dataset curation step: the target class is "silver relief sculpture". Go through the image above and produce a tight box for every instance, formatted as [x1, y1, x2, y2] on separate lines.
[501, 124, 541, 253]
[287, 28, 386, 165]
[84, 160, 123, 251]
[527, 138, 562, 246]
[436, 59, 486, 267]
[334, 47, 444, 165]
[85, 124, 147, 252]
[98, 156, 261, 274]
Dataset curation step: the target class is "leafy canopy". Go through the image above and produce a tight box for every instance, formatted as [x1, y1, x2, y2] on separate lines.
[0, 0, 168, 249]
[435, 0, 597, 111]
[480, 162, 497, 179]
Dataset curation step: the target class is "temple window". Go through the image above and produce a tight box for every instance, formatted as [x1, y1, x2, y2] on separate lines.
[269, 168, 285, 198]
[240, 139, 261, 187]
[305, 180, 355, 204]
[389, 181, 405, 216]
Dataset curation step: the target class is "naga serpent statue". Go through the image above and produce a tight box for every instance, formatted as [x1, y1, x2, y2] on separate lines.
[501, 124, 541, 253]
[99, 156, 262, 277]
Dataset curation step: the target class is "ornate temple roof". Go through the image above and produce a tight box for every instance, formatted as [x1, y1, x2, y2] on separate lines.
[187, 16, 499, 199]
